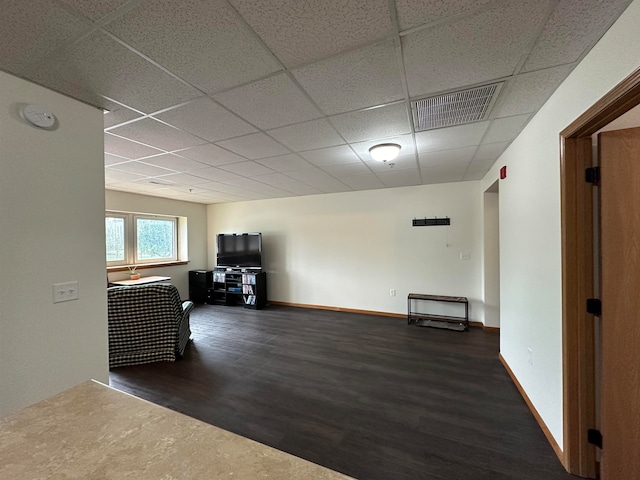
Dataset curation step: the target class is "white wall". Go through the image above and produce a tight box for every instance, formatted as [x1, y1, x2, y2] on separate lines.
[208, 182, 483, 318]
[0, 71, 108, 416]
[105, 190, 208, 299]
[480, 0, 640, 449]
[482, 190, 500, 328]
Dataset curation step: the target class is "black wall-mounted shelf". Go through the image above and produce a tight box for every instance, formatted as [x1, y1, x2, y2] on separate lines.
[412, 217, 450, 227]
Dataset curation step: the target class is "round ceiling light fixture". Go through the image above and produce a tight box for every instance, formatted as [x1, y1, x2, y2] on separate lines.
[369, 143, 401, 162]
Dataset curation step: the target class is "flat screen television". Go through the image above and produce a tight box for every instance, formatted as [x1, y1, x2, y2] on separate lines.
[216, 233, 262, 268]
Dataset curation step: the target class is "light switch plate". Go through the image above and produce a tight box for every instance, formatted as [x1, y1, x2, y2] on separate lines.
[53, 281, 79, 303]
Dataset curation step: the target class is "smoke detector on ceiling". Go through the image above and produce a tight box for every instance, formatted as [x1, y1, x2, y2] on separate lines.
[411, 82, 503, 132]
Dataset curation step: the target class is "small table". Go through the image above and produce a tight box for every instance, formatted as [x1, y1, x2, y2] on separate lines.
[110, 275, 171, 286]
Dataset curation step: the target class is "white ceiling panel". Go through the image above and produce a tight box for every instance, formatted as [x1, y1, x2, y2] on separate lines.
[350, 134, 416, 161]
[321, 163, 371, 177]
[522, 0, 633, 72]
[217, 161, 276, 177]
[292, 40, 404, 115]
[229, 0, 393, 67]
[255, 154, 314, 172]
[418, 146, 477, 167]
[415, 122, 489, 153]
[402, 1, 550, 97]
[0, 0, 91, 73]
[300, 145, 362, 167]
[214, 73, 322, 130]
[29, 31, 200, 113]
[331, 103, 411, 143]
[216, 133, 290, 160]
[493, 64, 575, 118]
[104, 133, 163, 159]
[339, 174, 385, 191]
[104, 153, 129, 166]
[482, 114, 530, 144]
[395, 0, 497, 31]
[108, 118, 207, 152]
[103, 0, 282, 94]
[0, 1, 628, 203]
[363, 153, 418, 173]
[109, 160, 177, 177]
[139, 153, 209, 173]
[376, 168, 422, 188]
[177, 144, 247, 166]
[267, 119, 344, 152]
[421, 164, 468, 185]
[154, 97, 257, 143]
[473, 142, 509, 163]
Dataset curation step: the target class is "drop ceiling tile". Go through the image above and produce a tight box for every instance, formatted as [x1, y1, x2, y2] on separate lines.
[177, 144, 247, 166]
[421, 164, 468, 185]
[415, 122, 489, 153]
[58, 0, 129, 21]
[321, 163, 370, 177]
[376, 168, 422, 188]
[315, 180, 353, 194]
[463, 170, 486, 181]
[217, 161, 276, 177]
[363, 153, 418, 172]
[228, 0, 393, 67]
[0, 0, 91, 73]
[339, 174, 385, 191]
[482, 114, 530, 144]
[300, 145, 361, 167]
[109, 118, 207, 152]
[350, 134, 416, 161]
[29, 31, 200, 113]
[110, 160, 177, 177]
[214, 74, 322, 130]
[154, 97, 257, 143]
[395, 0, 496, 31]
[267, 119, 344, 152]
[104, 168, 145, 182]
[140, 153, 209, 173]
[522, 0, 632, 72]
[292, 40, 404, 115]
[104, 133, 163, 159]
[418, 146, 477, 167]
[474, 142, 508, 162]
[255, 155, 313, 172]
[152, 173, 212, 185]
[103, 104, 143, 129]
[493, 64, 574, 117]
[277, 182, 324, 196]
[251, 173, 299, 186]
[217, 133, 289, 160]
[402, 1, 549, 97]
[191, 167, 246, 184]
[331, 103, 411, 143]
[196, 181, 254, 197]
[105, 153, 129, 166]
[103, 0, 281, 94]
[283, 167, 337, 183]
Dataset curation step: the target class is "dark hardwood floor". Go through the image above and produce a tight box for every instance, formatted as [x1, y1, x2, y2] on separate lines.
[109, 304, 578, 480]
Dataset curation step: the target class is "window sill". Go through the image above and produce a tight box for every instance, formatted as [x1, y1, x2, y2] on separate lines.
[107, 261, 189, 273]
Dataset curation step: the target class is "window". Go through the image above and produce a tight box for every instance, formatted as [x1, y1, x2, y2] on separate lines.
[106, 211, 180, 267]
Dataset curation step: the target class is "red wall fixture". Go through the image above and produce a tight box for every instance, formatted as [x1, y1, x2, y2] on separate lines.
[500, 165, 507, 179]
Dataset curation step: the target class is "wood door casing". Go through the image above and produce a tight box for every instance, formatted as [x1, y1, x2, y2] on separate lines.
[598, 127, 640, 480]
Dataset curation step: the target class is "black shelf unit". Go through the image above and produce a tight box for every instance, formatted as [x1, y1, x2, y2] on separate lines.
[242, 272, 267, 309]
[407, 293, 469, 332]
[189, 270, 212, 304]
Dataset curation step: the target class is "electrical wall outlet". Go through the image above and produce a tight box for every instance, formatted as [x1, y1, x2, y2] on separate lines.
[390, 289, 396, 297]
[53, 281, 79, 303]
[528, 348, 533, 366]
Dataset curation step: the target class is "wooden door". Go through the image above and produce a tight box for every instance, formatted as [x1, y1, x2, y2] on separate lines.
[598, 127, 640, 480]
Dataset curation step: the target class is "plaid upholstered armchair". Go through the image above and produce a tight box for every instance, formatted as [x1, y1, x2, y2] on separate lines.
[107, 283, 194, 368]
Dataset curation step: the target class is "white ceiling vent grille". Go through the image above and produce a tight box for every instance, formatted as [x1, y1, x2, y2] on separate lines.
[411, 83, 503, 132]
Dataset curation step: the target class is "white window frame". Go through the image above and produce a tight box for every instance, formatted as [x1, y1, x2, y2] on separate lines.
[106, 211, 179, 267]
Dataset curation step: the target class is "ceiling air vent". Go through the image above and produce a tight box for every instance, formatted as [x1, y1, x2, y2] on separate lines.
[411, 82, 503, 132]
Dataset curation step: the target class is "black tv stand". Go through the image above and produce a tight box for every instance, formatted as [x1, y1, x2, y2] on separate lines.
[189, 269, 266, 309]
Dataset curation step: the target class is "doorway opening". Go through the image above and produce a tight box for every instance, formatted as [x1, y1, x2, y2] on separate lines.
[483, 180, 500, 331]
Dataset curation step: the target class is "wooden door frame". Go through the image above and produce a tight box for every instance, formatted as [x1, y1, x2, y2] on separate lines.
[561, 66, 640, 477]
